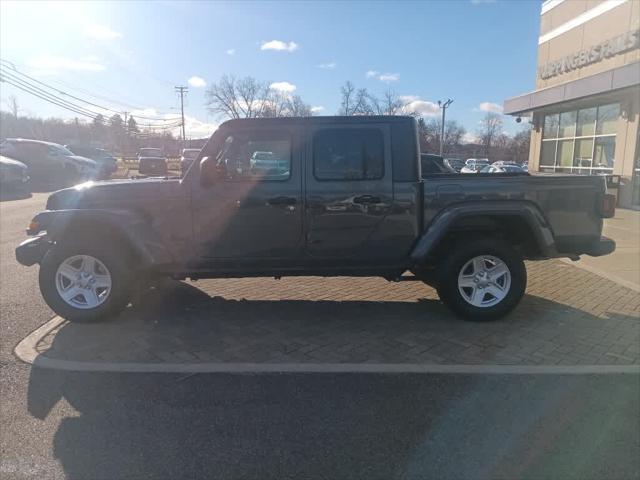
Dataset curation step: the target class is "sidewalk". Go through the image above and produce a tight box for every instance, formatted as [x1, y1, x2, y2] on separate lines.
[567, 208, 640, 292]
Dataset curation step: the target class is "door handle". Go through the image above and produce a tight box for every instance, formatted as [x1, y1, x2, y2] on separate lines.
[268, 196, 297, 206]
[353, 195, 381, 204]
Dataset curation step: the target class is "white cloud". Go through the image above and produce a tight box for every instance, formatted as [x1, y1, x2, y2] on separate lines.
[260, 40, 298, 52]
[462, 132, 479, 143]
[400, 95, 439, 117]
[317, 62, 336, 69]
[269, 81, 297, 93]
[84, 23, 121, 40]
[477, 102, 503, 114]
[181, 115, 218, 138]
[226, 49, 236, 55]
[378, 73, 400, 83]
[188, 76, 207, 88]
[27, 55, 106, 72]
[311, 106, 325, 113]
[366, 70, 400, 82]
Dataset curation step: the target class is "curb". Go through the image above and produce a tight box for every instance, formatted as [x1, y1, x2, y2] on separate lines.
[561, 258, 640, 293]
[14, 317, 640, 375]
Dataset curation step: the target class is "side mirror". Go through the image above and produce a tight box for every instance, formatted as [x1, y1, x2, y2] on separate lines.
[199, 156, 224, 187]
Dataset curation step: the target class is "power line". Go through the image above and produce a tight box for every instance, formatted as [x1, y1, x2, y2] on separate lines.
[0, 58, 183, 122]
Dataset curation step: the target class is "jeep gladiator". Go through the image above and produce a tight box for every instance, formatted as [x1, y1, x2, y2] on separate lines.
[16, 116, 616, 322]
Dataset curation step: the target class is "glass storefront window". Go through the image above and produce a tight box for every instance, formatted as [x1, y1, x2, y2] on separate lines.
[540, 103, 618, 174]
[540, 141, 556, 167]
[559, 111, 576, 138]
[594, 137, 616, 170]
[557, 140, 574, 168]
[596, 104, 619, 135]
[576, 107, 596, 137]
[543, 114, 559, 139]
[573, 138, 593, 169]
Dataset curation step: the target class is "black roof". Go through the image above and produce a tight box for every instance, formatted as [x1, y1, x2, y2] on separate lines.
[219, 115, 416, 130]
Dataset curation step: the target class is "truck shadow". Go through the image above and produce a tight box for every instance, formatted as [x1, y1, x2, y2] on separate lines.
[25, 280, 639, 479]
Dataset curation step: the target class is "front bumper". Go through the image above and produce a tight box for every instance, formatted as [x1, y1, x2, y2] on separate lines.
[583, 236, 616, 257]
[15, 235, 51, 266]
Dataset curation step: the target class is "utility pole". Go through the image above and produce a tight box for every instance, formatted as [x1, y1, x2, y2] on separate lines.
[174, 86, 188, 143]
[437, 99, 453, 157]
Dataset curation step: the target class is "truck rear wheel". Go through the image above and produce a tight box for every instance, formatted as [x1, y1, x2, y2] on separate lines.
[436, 237, 526, 321]
[39, 243, 133, 323]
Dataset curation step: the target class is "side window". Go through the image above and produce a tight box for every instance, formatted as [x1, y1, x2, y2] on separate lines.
[313, 128, 384, 181]
[217, 131, 291, 181]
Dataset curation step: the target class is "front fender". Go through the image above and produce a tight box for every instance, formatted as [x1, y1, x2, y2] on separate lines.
[28, 209, 174, 267]
[410, 201, 557, 264]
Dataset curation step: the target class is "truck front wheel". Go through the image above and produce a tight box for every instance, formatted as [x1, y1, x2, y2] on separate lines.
[436, 238, 526, 321]
[39, 243, 133, 323]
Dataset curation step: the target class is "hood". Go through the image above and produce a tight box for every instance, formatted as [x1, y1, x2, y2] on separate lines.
[46, 177, 183, 210]
[139, 156, 166, 161]
[67, 155, 98, 167]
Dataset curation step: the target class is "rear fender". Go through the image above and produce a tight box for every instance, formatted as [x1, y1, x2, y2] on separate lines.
[410, 201, 557, 264]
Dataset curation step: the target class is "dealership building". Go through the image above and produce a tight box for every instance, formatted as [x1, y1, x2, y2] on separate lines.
[504, 0, 640, 208]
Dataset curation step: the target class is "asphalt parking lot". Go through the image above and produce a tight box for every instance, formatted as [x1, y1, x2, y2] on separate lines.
[1, 190, 639, 480]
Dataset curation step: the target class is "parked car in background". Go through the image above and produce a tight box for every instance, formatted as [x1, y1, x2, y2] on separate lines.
[0, 138, 98, 183]
[249, 150, 290, 176]
[421, 154, 456, 176]
[460, 158, 490, 173]
[66, 145, 118, 179]
[480, 164, 526, 174]
[180, 148, 201, 175]
[137, 148, 167, 176]
[0, 155, 29, 189]
[444, 158, 465, 172]
[521, 162, 529, 172]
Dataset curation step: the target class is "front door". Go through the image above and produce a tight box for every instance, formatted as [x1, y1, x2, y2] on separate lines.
[191, 126, 304, 264]
[305, 124, 393, 259]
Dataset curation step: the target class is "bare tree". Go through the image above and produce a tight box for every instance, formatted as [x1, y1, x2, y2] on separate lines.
[4, 94, 19, 119]
[418, 118, 466, 154]
[339, 81, 372, 116]
[508, 129, 531, 164]
[206, 75, 311, 119]
[477, 112, 503, 157]
[285, 95, 312, 117]
[368, 89, 404, 115]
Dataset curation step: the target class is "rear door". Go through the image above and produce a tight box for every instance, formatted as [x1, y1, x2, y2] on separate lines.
[305, 124, 393, 258]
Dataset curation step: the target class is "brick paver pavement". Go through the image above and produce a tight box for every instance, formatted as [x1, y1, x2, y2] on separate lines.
[34, 260, 640, 366]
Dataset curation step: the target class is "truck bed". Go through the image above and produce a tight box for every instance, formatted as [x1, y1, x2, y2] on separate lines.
[422, 172, 607, 249]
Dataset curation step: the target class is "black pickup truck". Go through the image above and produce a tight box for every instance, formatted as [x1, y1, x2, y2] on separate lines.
[16, 116, 616, 322]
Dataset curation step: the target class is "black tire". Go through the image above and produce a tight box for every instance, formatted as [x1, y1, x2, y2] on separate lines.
[436, 237, 526, 321]
[39, 243, 133, 323]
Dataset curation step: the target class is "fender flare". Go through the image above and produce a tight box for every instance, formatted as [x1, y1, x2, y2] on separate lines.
[31, 209, 173, 267]
[410, 201, 557, 264]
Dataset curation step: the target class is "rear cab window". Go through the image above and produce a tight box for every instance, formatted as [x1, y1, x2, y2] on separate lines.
[313, 128, 384, 181]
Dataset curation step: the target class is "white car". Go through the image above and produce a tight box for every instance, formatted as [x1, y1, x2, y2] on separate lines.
[460, 158, 490, 173]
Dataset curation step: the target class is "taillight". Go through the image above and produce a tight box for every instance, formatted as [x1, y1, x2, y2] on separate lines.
[599, 193, 616, 218]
